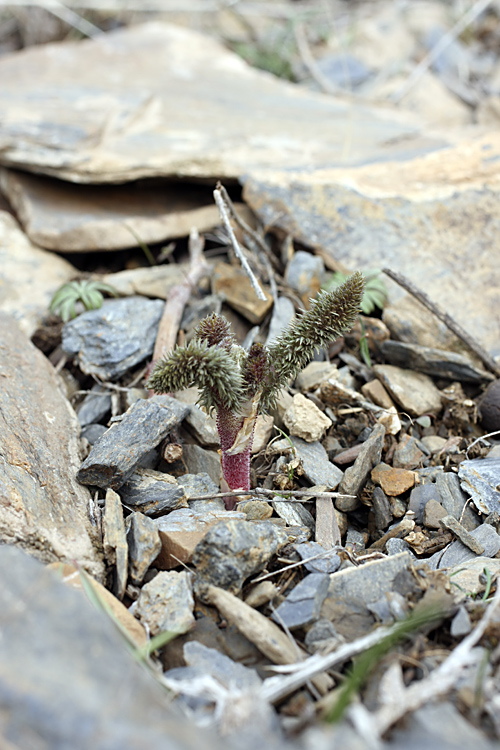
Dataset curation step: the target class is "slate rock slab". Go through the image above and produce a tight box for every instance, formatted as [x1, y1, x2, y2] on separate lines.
[0, 23, 443, 183]
[271, 573, 330, 630]
[0, 545, 217, 750]
[381, 340, 494, 383]
[0, 167, 220, 251]
[427, 523, 500, 569]
[62, 296, 164, 379]
[289, 436, 344, 489]
[459, 457, 500, 514]
[135, 570, 195, 636]
[0, 313, 103, 578]
[77, 395, 189, 490]
[120, 467, 188, 516]
[243, 133, 500, 357]
[0, 210, 76, 336]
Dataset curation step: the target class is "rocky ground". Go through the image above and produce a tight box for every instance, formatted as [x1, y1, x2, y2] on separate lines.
[1, 2, 500, 749]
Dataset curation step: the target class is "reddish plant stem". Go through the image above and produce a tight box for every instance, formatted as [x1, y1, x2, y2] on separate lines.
[216, 405, 255, 509]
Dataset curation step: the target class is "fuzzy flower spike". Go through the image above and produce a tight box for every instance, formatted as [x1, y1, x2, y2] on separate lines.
[147, 271, 365, 508]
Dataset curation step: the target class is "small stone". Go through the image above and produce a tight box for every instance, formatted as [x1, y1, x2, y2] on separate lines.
[295, 541, 341, 574]
[447, 557, 500, 596]
[409, 483, 442, 523]
[236, 499, 273, 520]
[369, 516, 415, 551]
[345, 527, 366, 552]
[154, 508, 245, 569]
[126, 512, 162, 585]
[435, 472, 469, 519]
[386, 537, 414, 556]
[173, 388, 219, 446]
[381, 341, 494, 383]
[377, 405, 403, 436]
[304, 619, 345, 654]
[283, 393, 332, 442]
[77, 396, 189, 490]
[372, 486, 393, 530]
[213, 262, 273, 324]
[285, 250, 324, 308]
[266, 296, 295, 345]
[272, 573, 330, 630]
[251, 414, 274, 454]
[290, 436, 344, 489]
[439, 515, 485, 555]
[177, 473, 224, 512]
[120, 468, 188, 516]
[135, 570, 195, 636]
[193, 519, 287, 597]
[392, 434, 424, 470]
[361, 379, 395, 409]
[429, 524, 500, 569]
[295, 361, 339, 392]
[421, 435, 447, 454]
[315, 495, 342, 547]
[76, 384, 111, 427]
[423, 498, 448, 529]
[103, 488, 128, 600]
[181, 443, 221, 487]
[332, 443, 363, 465]
[373, 365, 442, 417]
[62, 296, 164, 379]
[244, 581, 279, 608]
[183, 641, 261, 690]
[458, 457, 500, 515]
[80, 423, 107, 445]
[272, 498, 315, 530]
[337, 424, 385, 509]
[371, 462, 416, 496]
[450, 606, 472, 637]
[478, 379, 500, 431]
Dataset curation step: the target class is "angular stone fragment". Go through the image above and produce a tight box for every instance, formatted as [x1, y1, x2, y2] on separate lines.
[458, 457, 500, 515]
[181, 443, 221, 487]
[361, 378, 395, 409]
[439, 515, 485, 555]
[408, 482, 442, 523]
[135, 570, 195, 636]
[237, 499, 273, 520]
[428, 524, 500, 569]
[77, 396, 189, 490]
[295, 542, 341, 574]
[337, 424, 385, 510]
[478, 379, 500, 432]
[381, 341, 494, 383]
[372, 486, 393, 530]
[62, 296, 164, 379]
[423, 498, 448, 529]
[103, 488, 128, 599]
[371, 462, 415, 496]
[373, 365, 442, 417]
[251, 414, 274, 454]
[447, 557, 500, 597]
[392, 434, 424, 470]
[295, 361, 339, 392]
[76, 384, 111, 427]
[212, 262, 273, 324]
[284, 393, 331, 442]
[126, 512, 162, 585]
[154, 508, 245, 569]
[120, 468, 188, 516]
[1, 167, 220, 251]
[272, 573, 330, 630]
[0, 210, 76, 336]
[184, 641, 261, 690]
[284, 250, 324, 307]
[193, 519, 287, 597]
[435, 471, 470, 519]
[289, 436, 344, 489]
[173, 387, 219, 447]
[0, 313, 103, 578]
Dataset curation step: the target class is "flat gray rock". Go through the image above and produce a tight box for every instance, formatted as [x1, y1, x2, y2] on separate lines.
[295, 541, 341, 574]
[272, 573, 330, 630]
[77, 384, 112, 427]
[459, 457, 500, 514]
[373, 364, 442, 417]
[0, 167, 220, 251]
[0, 23, 443, 183]
[427, 523, 500, 569]
[0, 313, 103, 578]
[62, 296, 164, 379]
[183, 641, 261, 691]
[120, 468, 188, 517]
[243, 134, 500, 358]
[0, 545, 217, 750]
[290, 436, 344, 489]
[126, 511, 162, 585]
[381, 340, 494, 383]
[0, 210, 76, 336]
[135, 570, 195, 636]
[77, 396, 189, 490]
[337, 423, 385, 509]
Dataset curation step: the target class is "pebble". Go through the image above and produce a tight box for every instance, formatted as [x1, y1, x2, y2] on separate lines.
[126, 512, 162, 585]
[183, 641, 261, 690]
[244, 581, 279, 608]
[102, 488, 128, 600]
[237, 499, 273, 520]
[76, 384, 111, 427]
[271, 573, 330, 630]
[295, 361, 339, 392]
[177, 472, 219, 503]
[422, 498, 448, 529]
[120, 468, 188, 516]
[212, 262, 273, 324]
[380, 340, 494, 383]
[345, 527, 366, 552]
[389, 495, 407, 518]
[421, 435, 447, 454]
[478, 379, 500, 431]
[289, 436, 344, 489]
[361, 378, 395, 409]
[252, 414, 274, 454]
[458, 457, 500, 515]
[154, 508, 245, 569]
[284, 393, 332, 442]
[284, 250, 324, 307]
[173, 388, 219, 446]
[80, 423, 107, 444]
[372, 486, 393, 530]
[450, 606, 472, 637]
[62, 296, 164, 379]
[135, 570, 195, 636]
[304, 619, 345, 654]
[386, 537, 415, 556]
[439, 515, 485, 555]
[295, 541, 341, 574]
[77, 396, 189, 490]
[181, 443, 221, 487]
[428, 524, 500, 569]
[272, 498, 315, 530]
[408, 483, 442, 523]
[371, 462, 416, 496]
[448, 557, 500, 597]
[435, 472, 469, 520]
[373, 364, 443, 417]
[193, 519, 288, 597]
[392, 434, 424, 470]
[337, 424, 385, 510]
[265, 295, 296, 345]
